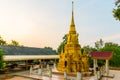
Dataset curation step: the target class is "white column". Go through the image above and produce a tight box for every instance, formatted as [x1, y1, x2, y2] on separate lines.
[77, 72, 82, 80]
[47, 64, 50, 69]
[99, 67, 102, 79]
[93, 59, 96, 75]
[95, 59, 98, 67]
[49, 68, 52, 78]
[106, 59, 109, 76]
[94, 71, 99, 80]
[98, 71, 100, 79]
[29, 65, 33, 74]
[64, 69, 67, 80]
[54, 63, 56, 69]
[38, 68, 42, 75]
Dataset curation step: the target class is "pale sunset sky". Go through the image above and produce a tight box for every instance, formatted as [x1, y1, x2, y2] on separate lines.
[0, 0, 120, 49]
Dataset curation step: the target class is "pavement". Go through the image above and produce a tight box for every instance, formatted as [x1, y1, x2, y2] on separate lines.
[6, 69, 120, 80]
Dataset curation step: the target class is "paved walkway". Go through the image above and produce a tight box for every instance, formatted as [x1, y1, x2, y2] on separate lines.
[6, 69, 120, 80]
[6, 76, 34, 80]
[89, 70, 120, 80]
[102, 70, 120, 80]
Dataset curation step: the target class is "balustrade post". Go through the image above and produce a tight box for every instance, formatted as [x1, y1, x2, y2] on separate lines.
[30, 65, 33, 74]
[77, 72, 82, 80]
[64, 69, 67, 80]
[49, 67, 52, 78]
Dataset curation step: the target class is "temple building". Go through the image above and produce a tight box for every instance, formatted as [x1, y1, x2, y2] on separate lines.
[57, 1, 89, 72]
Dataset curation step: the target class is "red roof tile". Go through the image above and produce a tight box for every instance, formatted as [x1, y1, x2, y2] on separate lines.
[90, 52, 112, 59]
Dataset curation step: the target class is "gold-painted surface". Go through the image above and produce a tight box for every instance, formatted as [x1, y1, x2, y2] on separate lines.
[57, 1, 89, 72]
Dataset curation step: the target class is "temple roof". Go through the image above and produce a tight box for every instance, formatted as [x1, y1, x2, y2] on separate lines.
[90, 52, 113, 59]
[0, 46, 57, 55]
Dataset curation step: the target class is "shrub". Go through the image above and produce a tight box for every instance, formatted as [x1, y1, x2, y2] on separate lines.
[0, 49, 6, 70]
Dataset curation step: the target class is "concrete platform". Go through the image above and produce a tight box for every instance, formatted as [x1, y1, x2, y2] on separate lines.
[7, 69, 120, 80]
[11, 68, 90, 80]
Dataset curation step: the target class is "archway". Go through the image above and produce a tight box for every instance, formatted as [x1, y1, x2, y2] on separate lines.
[90, 52, 112, 76]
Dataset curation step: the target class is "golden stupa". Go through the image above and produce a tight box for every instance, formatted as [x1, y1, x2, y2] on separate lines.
[57, 1, 89, 72]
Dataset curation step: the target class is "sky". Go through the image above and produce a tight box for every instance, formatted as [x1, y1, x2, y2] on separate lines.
[0, 0, 120, 49]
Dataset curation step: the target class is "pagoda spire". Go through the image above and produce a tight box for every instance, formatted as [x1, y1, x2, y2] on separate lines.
[57, 1, 89, 73]
[69, 1, 76, 34]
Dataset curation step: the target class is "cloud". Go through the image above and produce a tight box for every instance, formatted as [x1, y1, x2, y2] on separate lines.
[102, 34, 120, 41]
[81, 33, 120, 47]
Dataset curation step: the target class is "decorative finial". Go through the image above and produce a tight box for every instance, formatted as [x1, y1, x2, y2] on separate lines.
[71, 0, 75, 26]
[69, 0, 76, 34]
[72, 0, 74, 11]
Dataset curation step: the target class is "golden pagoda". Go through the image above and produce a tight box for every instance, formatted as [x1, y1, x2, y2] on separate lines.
[57, 1, 89, 72]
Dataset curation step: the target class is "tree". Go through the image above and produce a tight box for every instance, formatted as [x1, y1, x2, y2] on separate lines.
[44, 46, 53, 50]
[0, 49, 5, 70]
[100, 42, 120, 67]
[115, 0, 120, 5]
[57, 34, 67, 54]
[0, 36, 6, 45]
[113, 0, 120, 21]
[8, 40, 20, 46]
[94, 39, 104, 50]
[83, 45, 97, 54]
[104, 42, 118, 47]
[83, 45, 97, 68]
[87, 39, 120, 67]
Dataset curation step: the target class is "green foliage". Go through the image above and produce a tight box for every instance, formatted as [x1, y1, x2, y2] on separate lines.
[113, 0, 120, 21]
[0, 36, 6, 45]
[113, 6, 120, 21]
[81, 48, 84, 54]
[57, 34, 67, 54]
[0, 35, 23, 46]
[115, 0, 120, 5]
[83, 45, 97, 54]
[97, 60, 105, 67]
[104, 42, 118, 47]
[57, 42, 65, 54]
[95, 39, 104, 50]
[44, 47, 53, 50]
[0, 49, 5, 70]
[83, 45, 97, 67]
[8, 40, 20, 46]
[84, 39, 120, 67]
[100, 42, 120, 67]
